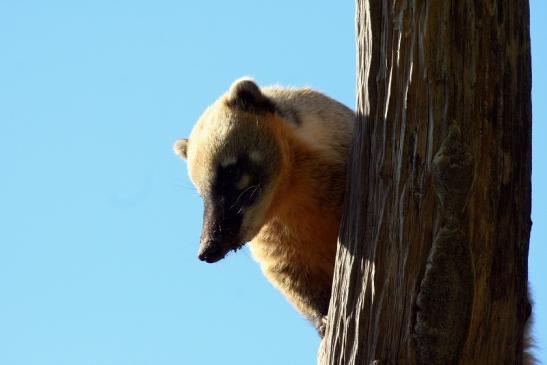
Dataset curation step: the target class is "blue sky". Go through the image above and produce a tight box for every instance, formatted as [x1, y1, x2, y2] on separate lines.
[0, 1, 544, 364]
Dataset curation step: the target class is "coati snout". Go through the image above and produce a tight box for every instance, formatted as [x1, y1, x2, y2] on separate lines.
[197, 197, 245, 263]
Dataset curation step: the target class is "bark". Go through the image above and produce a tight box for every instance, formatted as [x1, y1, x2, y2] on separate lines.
[319, 1, 532, 364]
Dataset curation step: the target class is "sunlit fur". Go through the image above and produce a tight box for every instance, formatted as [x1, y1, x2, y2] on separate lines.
[175, 78, 354, 334]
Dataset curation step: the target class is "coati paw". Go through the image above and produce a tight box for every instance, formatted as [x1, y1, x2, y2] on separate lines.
[317, 315, 328, 337]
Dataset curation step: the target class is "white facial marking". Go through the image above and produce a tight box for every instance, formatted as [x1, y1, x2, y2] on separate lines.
[237, 174, 251, 190]
[249, 150, 262, 162]
[220, 156, 237, 167]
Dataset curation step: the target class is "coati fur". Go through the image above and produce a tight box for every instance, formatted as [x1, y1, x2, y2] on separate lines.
[174, 78, 354, 335]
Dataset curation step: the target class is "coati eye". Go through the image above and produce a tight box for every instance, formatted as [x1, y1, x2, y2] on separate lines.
[224, 165, 238, 178]
[214, 155, 262, 209]
[217, 163, 242, 193]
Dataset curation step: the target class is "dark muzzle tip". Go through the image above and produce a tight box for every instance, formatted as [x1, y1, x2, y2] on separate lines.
[197, 247, 223, 263]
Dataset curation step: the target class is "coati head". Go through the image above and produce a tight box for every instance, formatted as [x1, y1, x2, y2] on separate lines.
[174, 78, 285, 263]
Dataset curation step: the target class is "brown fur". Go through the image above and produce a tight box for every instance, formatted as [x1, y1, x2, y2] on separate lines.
[250, 118, 347, 329]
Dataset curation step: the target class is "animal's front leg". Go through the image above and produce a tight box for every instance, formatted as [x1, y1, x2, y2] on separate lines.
[315, 314, 328, 338]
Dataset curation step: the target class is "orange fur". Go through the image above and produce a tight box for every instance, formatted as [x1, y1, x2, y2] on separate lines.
[249, 114, 346, 328]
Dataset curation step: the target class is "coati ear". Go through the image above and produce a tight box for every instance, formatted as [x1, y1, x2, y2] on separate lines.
[173, 139, 188, 160]
[225, 77, 275, 114]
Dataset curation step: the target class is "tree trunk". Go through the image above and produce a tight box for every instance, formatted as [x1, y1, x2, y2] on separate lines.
[319, 1, 532, 364]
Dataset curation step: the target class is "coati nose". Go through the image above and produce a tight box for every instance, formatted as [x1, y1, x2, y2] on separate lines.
[197, 244, 224, 263]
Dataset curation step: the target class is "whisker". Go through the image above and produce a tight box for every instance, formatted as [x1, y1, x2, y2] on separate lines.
[249, 184, 261, 200]
[230, 184, 260, 211]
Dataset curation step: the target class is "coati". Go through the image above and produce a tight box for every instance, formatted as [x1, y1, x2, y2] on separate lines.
[174, 78, 354, 335]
